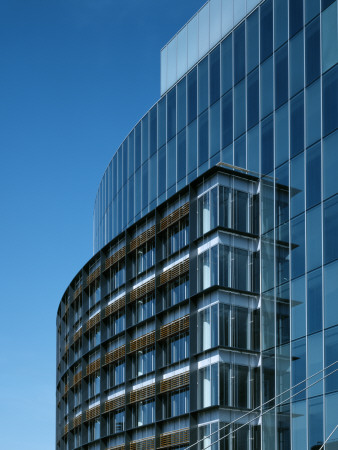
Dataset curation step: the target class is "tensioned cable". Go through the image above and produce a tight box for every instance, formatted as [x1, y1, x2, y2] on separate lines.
[191, 365, 338, 450]
[318, 424, 338, 450]
[185, 359, 338, 450]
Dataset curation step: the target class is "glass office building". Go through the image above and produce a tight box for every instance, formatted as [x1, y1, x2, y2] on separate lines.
[56, 1, 338, 449]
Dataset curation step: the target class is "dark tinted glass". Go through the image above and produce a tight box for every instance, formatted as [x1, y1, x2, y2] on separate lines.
[289, 0, 303, 37]
[292, 338, 306, 400]
[323, 65, 338, 137]
[325, 326, 338, 393]
[177, 79, 186, 132]
[261, 115, 274, 175]
[247, 68, 259, 129]
[222, 90, 233, 148]
[275, 44, 288, 109]
[306, 17, 320, 85]
[187, 68, 197, 123]
[210, 46, 220, 105]
[221, 35, 232, 94]
[149, 106, 157, 156]
[198, 110, 209, 165]
[291, 214, 305, 279]
[260, 0, 273, 62]
[198, 57, 209, 114]
[141, 116, 148, 163]
[307, 269, 322, 334]
[210, 101, 220, 157]
[306, 142, 321, 209]
[290, 31, 304, 97]
[324, 196, 338, 264]
[308, 397, 323, 448]
[306, 80, 321, 146]
[322, 0, 335, 10]
[247, 10, 259, 73]
[234, 135, 246, 168]
[187, 120, 197, 174]
[234, 22, 245, 84]
[274, 0, 288, 49]
[234, 81, 246, 139]
[177, 129, 186, 181]
[306, 0, 320, 22]
[290, 92, 304, 158]
[135, 123, 141, 170]
[122, 142, 128, 185]
[167, 138, 176, 188]
[167, 88, 176, 141]
[261, 57, 273, 119]
[141, 161, 148, 210]
[128, 132, 134, 178]
[158, 98, 166, 148]
[158, 146, 166, 195]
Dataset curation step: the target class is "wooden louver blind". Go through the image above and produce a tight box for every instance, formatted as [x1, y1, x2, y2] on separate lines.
[85, 405, 100, 421]
[87, 266, 101, 286]
[73, 285, 82, 299]
[129, 224, 156, 252]
[130, 436, 155, 450]
[73, 371, 82, 386]
[160, 202, 189, 232]
[129, 331, 155, 353]
[73, 414, 82, 428]
[129, 384, 155, 404]
[159, 371, 189, 394]
[104, 395, 125, 413]
[159, 258, 189, 286]
[129, 278, 155, 303]
[159, 315, 189, 340]
[64, 423, 69, 435]
[106, 445, 125, 450]
[73, 327, 82, 343]
[105, 246, 126, 271]
[105, 345, 126, 365]
[64, 384, 69, 395]
[86, 358, 100, 376]
[105, 296, 126, 317]
[86, 312, 101, 331]
[159, 428, 189, 448]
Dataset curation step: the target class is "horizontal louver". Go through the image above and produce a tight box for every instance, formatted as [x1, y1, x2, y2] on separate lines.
[73, 328, 82, 343]
[159, 315, 189, 340]
[105, 247, 126, 271]
[159, 372, 189, 394]
[106, 446, 125, 450]
[129, 384, 155, 403]
[64, 423, 69, 435]
[104, 395, 125, 413]
[130, 225, 156, 252]
[129, 278, 155, 303]
[73, 371, 82, 386]
[159, 428, 189, 448]
[160, 202, 189, 232]
[86, 358, 100, 376]
[87, 266, 101, 286]
[73, 414, 82, 428]
[73, 285, 82, 299]
[159, 258, 189, 286]
[105, 296, 126, 317]
[86, 312, 100, 331]
[105, 345, 126, 365]
[85, 405, 100, 421]
[129, 331, 155, 353]
[130, 436, 155, 450]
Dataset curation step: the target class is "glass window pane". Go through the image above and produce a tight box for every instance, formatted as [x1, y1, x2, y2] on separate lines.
[177, 78, 186, 132]
[135, 123, 141, 170]
[307, 332, 323, 397]
[188, 16, 198, 68]
[234, 80, 246, 138]
[323, 130, 338, 201]
[167, 87, 176, 141]
[247, 9, 259, 72]
[158, 145, 166, 195]
[210, 46, 220, 105]
[149, 106, 157, 156]
[198, 110, 209, 166]
[308, 397, 323, 449]
[158, 98, 166, 148]
[177, 129, 186, 181]
[198, 56, 209, 114]
[307, 268, 322, 335]
[291, 276, 306, 340]
[177, 27, 188, 80]
[289, 0, 303, 37]
[222, 90, 233, 148]
[325, 392, 338, 446]
[167, 37, 177, 90]
[306, 80, 321, 147]
[306, 205, 322, 272]
[234, 22, 245, 84]
[188, 68, 197, 124]
[323, 196, 338, 265]
[210, 0, 222, 47]
[323, 65, 338, 137]
[306, 0, 320, 23]
[260, 0, 273, 62]
[290, 92, 304, 158]
[325, 326, 338, 393]
[221, 35, 232, 95]
[291, 153, 304, 218]
[248, 125, 259, 173]
[292, 337, 306, 399]
[167, 138, 176, 189]
[188, 119, 197, 174]
[149, 154, 156, 202]
[306, 142, 321, 209]
[261, 57, 273, 119]
[141, 116, 148, 164]
[324, 260, 338, 328]
[261, 115, 274, 175]
[322, 2, 338, 72]
[234, 135, 246, 169]
[290, 31, 304, 97]
[141, 161, 148, 211]
[291, 214, 305, 279]
[275, 43, 288, 109]
[210, 100, 220, 157]
[275, 104, 289, 167]
[247, 68, 259, 129]
[274, 0, 288, 49]
[198, 4, 210, 57]
[222, 0, 234, 35]
[305, 17, 320, 85]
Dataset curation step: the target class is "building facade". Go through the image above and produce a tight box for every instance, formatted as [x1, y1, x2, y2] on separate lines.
[56, 0, 338, 449]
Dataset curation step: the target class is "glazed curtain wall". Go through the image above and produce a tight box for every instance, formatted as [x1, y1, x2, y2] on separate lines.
[93, 0, 338, 255]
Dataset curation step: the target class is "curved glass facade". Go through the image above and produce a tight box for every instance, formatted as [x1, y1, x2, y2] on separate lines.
[59, 0, 338, 449]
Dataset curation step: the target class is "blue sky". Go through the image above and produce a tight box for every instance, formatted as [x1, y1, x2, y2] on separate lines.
[0, 0, 206, 448]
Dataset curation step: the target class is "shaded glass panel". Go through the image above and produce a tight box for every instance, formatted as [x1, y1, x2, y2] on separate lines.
[177, 78, 186, 132]
[307, 268, 322, 335]
[234, 135, 246, 169]
[234, 22, 245, 84]
[306, 206, 322, 272]
[290, 92, 304, 158]
[210, 100, 220, 157]
[289, 0, 303, 37]
[135, 123, 141, 170]
[275, 104, 289, 167]
[290, 31, 304, 97]
[261, 57, 273, 119]
[324, 260, 338, 328]
[177, 129, 186, 181]
[221, 35, 232, 95]
[308, 397, 323, 449]
[275, 44, 288, 109]
[260, 0, 273, 62]
[198, 110, 209, 166]
[247, 125, 259, 173]
[323, 130, 338, 200]
[141, 115, 148, 164]
[158, 98, 166, 149]
[158, 145, 166, 196]
[323, 196, 338, 265]
[198, 57, 209, 114]
[167, 138, 176, 188]
[187, 119, 197, 174]
[247, 9, 259, 73]
[261, 115, 274, 175]
[306, 0, 320, 22]
[167, 88, 176, 142]
[323, 65, 338, 137]
[291, 276, 306, 340]
[222, 90, 233, 148]
[234, 80, 246, 138]
[292, 338, 306, 400]
[210, 46, 220, 105]
[149, 106, 157, 156]
[322, 2, 338, 72]
[306, 80, 321, 147]
[325, 326, 338, 394]
[291, 214, 305, 279]
[305, 17, 320, 85]
[187, 67, 197, 124]
[274, 0, 288, 49]
[290, 153, 304, 218]
[307, 332, 323, 398]
[325, 393, 338, 447]
[247, 68, 259, 129]
[306, 142, 321, 209]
